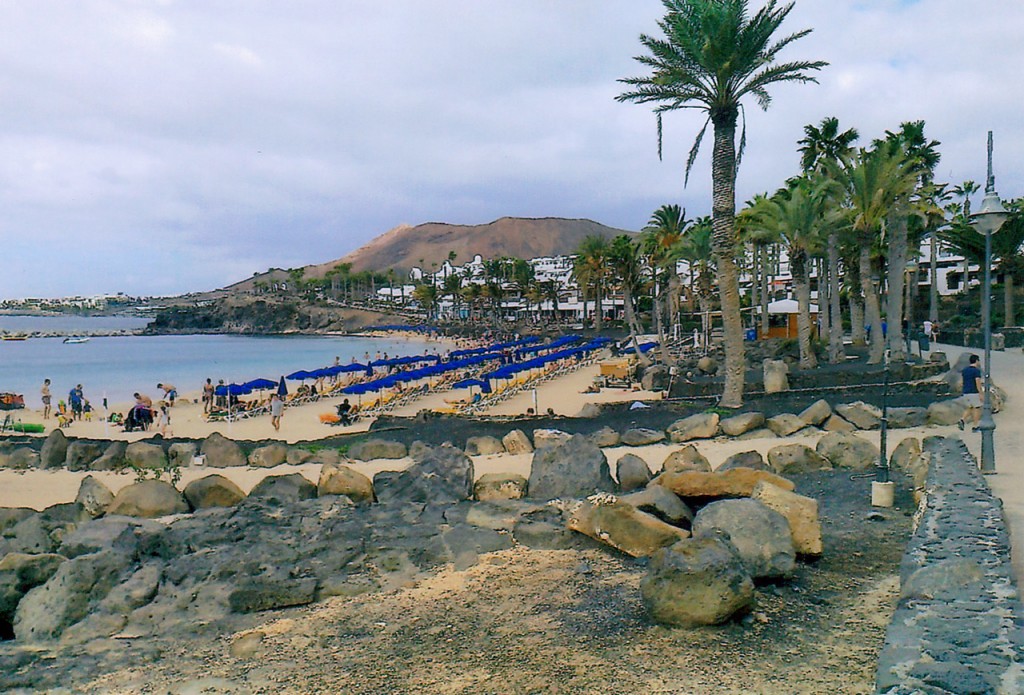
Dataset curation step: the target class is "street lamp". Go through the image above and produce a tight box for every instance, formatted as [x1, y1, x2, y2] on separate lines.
[969, 131, 1010, 474]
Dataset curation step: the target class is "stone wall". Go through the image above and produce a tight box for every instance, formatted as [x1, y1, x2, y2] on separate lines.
[875, 437, 1024, 694]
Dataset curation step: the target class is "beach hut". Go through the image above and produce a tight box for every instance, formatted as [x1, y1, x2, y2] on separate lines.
[757, 299, 818, 340]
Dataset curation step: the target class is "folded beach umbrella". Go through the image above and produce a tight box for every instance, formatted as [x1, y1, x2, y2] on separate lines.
[277, 376, 288, 397]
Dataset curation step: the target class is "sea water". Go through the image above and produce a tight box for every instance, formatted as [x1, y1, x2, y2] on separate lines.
[0, 319, 437, 408]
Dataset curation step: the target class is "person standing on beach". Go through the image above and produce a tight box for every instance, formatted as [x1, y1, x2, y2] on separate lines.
[202, 378, 215, 414]
[958, 354, 984, 431]
[157, 402, 171, 436]
[69, 384, 84, 421]
[41, 379, 51, 419]
[270, 393, 283, 432]
[157, 383, 177, 406]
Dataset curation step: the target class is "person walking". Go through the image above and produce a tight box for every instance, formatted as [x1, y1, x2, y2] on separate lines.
[958, 354, 984, 431]
[202, 378, 215, 414]
[68, 384, 84, 421]
[270, 393, 283, 432]
[41, 379, 52, 419]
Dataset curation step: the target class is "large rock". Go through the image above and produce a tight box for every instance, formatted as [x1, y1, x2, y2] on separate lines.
[618, 486, 693, 526]
[640, 364, 671, 392]
[815, 432, 879, 471]
[763, 359, 789, 394]
[616, 454, 653, 491]
[834, 402, 882, 430]
[532, 429, 573, 449]
[501, 429, 534, 455]
[822, 414, 857, 433]
[655, 469, 794, 499]
[667, 413, 720, 443]
[465, 436, 506, 456]
[75, 476, 114, 518]
[6, 447, 39, 470]
[13, 550, 133, 641]
[0, 553, 66, 626]
[927, 398, 968, 426]
[107, 480, 189, 518]
[696, 356, 718, 375]
[765, 414, 807, 437]
[692, 498, 795, 579]
[0, 507, 35, 534]
[799, 400, 832, 426]
[65, 440, 104, 472]
[528, 435, 614, 500]
[286, 448, 315, 465]
[576, 403, 603, 419]
[736, 428, 779, 441]
[317, 463, 375, 504]
[248, 473, 317, 505]
[200, 432, 247, 468]
[640, 533, 754, 626]
[890, 437, 922, 473]
[228, 577, 318, 614]
[167, 442, 197, 468]
[569, 497, 689, 558]
[886, 407, 928, 429]
[89, 441, 127, 471]
[473, 473, 528, 502]
[125, 442, 168, 470]
[375, 444, 474, 504]
[767, 444, 831, 475]
[717, 450, 768, 473]
[661, 446, 711, 474]
[248, 443, 289, 468]
[183, 475, 246, 509]
[40, 429, 69, 470]
[620, 428, 666, 447]
[720, 412, 765, 437]
[751, 481, 822, 556]
[589, 427, 621, 448]
[347, 439, 408, 461]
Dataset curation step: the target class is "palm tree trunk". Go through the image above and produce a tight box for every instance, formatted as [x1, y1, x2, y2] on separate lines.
[751, 246, 760, 328]
[929, 233, 939, 323]
[850, 294, 865, 345]
[622, 285, 652, 366]
[886, 216, 908, 361]
[711, 116, 745, 408]
[760, 246, 770, 337]
[827, 231, 845, 363]
[818, 257, 831, 348]
[860, 246, 884, 364]
[793, 252, 818, 369]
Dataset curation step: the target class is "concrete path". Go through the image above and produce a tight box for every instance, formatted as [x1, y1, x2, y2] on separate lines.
[931, 342, 1024, 584]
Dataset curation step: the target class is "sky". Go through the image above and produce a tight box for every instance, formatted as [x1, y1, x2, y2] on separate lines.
[2, 0, 1022, 300]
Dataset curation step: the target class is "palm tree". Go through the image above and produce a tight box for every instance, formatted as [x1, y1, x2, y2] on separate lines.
[573, 235, 611, 332]
[737, 194, 779, 338]
[461, 283, 484, 321]
[641, 204, 690, 354]
[617, 0, 827, 407]
[442, 273, 463, 321]
[412, 283, 440, 320]
[678, 216, 717, 347]
[951, 180, 981, 295]
[608, 234, 652, 364]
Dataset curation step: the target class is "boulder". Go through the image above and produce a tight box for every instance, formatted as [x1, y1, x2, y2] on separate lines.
[308, 448, 342, 466]
[640, 533, 754, 626]
[620, 428, 666, 447]
[40, 429, 69, 470]
[616, 454, 653, 491]
[576, 403, 603, 419]
[890, 437, 922, 473]
[0, 507, 35, 534]
[696, 356, 718, 375]
[763, 359, 790, 394]
[667, 413, 720, 443]
[107, 480, 189, 518]
[751, 481, 822, 556]
[589, 427, 621, 448]
[834, 402, 882, 430]
[0, 553, 66, 626]
[89, 441, 127, 471]
[125, 442, 168, 470]
[6, 447, 39, 470]
[765, 414, 807, 437]
[228, 576, 318, 614]
[183, 475, 246, 509]
[465, 436, 506, 456]
[799, 399, 832, 426]
[347, 439, 408, 461]
[528, 434, 614, 500]
[901, 558, 985, 602]
[248, 443, 289, 468]
[167, 442, 197, 468]
[248, 473, 317, 505]
[569, 497, 689, 558]
[640, 364, 671, 392]
[286, 448, 315, 465]
[927, 398, 968, 426]
[75, 476, 114, 518]
[886, 407, 928, 429]
[374, 444, 474, 504]
[661, 446, 711, 474]
[532, 429, 573, 449]
[736, 428, 779, 441]
[720, 412, 765, 437]
[57, 516, 164, 559]
[815, 432, 879, 471]
[501, 429, 534, 455]
[822, 414, 857, 433]
[200, 432, 247, 468]
[317, 463, 375, 504]
[717, 450, 768, 473]
[619, 486, 693, 526]
[473, 473, 528, 502]
[692, 498, 795, 579]
[904, 452, 932, 500]
[65, 440, 104, 472]
[767, 444, 831, 475]
[655, 469, 794, 499]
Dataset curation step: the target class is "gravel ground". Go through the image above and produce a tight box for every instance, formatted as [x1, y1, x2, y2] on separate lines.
[54, 469, 915, 695]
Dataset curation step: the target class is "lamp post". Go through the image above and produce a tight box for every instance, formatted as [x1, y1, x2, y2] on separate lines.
[969, 132, 1009, 474]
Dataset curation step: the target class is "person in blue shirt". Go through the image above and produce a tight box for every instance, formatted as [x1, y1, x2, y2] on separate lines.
[68, 384, 84, 421]
[958, 354, 984, 431]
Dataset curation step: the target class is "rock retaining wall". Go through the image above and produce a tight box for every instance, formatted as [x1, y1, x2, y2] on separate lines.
[875, 437, 1024, 694]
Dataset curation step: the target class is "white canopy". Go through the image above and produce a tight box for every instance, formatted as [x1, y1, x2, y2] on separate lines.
[762, 299, 818, 314]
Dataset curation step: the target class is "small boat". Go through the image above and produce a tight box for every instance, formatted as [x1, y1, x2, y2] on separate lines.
[1, 334, 28, 341]
[63, 336, 90, 344]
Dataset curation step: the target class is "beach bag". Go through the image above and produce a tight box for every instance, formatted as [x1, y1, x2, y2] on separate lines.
[0, 393, 25, 410]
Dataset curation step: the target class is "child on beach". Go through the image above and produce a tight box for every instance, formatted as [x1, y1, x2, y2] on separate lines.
[270, 393, 283, 431]
[157, 403, 171, 436]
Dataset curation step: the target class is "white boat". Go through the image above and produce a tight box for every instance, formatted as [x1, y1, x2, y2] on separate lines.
[63, 336, 90, 344]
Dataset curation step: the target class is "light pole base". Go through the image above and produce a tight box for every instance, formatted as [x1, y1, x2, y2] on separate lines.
[871, 481, 895, 508]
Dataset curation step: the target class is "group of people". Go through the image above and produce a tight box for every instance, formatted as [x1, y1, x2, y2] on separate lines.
[40, 379, 92, 423]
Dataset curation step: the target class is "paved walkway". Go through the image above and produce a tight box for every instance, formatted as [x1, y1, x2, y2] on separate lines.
[931, 342, 1024, 583]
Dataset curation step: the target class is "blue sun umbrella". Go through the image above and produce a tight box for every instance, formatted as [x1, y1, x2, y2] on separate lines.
[277, 376, 288, 397]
